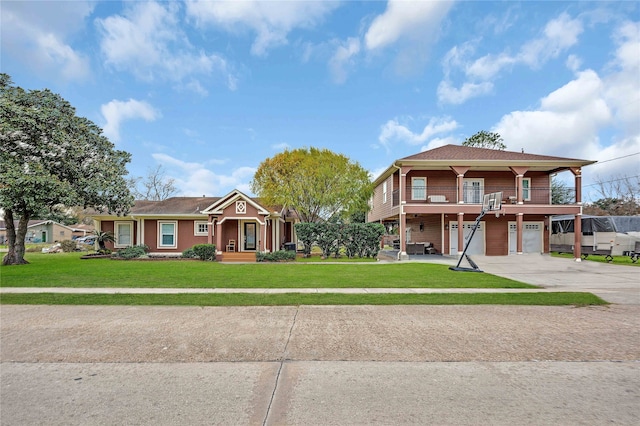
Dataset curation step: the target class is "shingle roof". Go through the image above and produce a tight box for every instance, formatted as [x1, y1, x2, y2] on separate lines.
[130, 197, 220, 215]
[399, 144, 590, 162]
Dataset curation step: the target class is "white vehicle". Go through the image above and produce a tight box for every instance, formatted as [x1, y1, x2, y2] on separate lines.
[551, 215, 640, 257]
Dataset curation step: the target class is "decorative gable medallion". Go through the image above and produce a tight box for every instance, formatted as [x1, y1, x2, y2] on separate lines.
[236, 201, 246, 214]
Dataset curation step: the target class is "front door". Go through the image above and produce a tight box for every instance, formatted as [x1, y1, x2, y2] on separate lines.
[244, 222, 256, 250]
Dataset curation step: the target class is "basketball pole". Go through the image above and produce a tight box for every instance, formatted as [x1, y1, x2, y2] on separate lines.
[449, 209, 486, 272]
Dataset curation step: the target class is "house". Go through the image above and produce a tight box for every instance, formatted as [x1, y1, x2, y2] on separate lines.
[0, 220, 93, 244]
[91, 190, 298, 261]
[367, 144, 596, 260]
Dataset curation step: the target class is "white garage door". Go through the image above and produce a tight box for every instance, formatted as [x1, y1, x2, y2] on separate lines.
[509, 222, 543, 254]
[450, 222, 485, 255]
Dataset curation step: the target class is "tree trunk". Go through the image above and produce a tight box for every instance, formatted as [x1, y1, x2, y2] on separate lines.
[2, 209, 30, 265]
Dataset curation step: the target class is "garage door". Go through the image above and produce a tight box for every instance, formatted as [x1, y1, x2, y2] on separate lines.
[509, 222, 543, 254]
[450, 222, 485, 255]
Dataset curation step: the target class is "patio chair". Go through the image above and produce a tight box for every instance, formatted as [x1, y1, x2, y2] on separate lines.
[226, 239, 236, 252]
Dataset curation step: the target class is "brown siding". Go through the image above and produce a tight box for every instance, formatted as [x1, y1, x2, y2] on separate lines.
[485, 216, 510, 256]
[177, 220, 208, 252]
[405, 214, 442, 253]
[368, 173, 395, 222]
[144, 220, 157, 251]
[222, 220, 239, 250]
[143, 219, 208, 253]
[101, 221, 115, 250]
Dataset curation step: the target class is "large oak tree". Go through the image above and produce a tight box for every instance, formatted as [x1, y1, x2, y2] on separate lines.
[0, 74, 134, 265]
[251, 147, 373, 223]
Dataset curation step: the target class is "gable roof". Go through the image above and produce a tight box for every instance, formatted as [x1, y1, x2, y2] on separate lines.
[201, 189, 270, 216]
[374, 144, 596, 185]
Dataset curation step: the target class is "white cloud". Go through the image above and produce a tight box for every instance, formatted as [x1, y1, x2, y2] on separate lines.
[496, 70, 612, 156]
[439, 12, 584, 105]
[0, 1, 93, 82]
[97, 1, 236, 92]
[518, 13, 583, 68]
[364, 0, 453, 51]
[101, 99, 161, 143]
[437, 80, 493, 105]
[491, 21, 640, 201]
[378, 116, 459, 150]
[152, 153, 256, 196]
[272, 143, 291, 151]
[328, 37, 361, 84]
[185, 0, 339, 56]
[603, 21, 640, 137]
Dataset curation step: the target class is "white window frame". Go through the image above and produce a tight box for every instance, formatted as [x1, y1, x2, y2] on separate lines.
[194, 221, 209, 236]
[463, 178, 484, 204]
[383, 181, 388, 204]
[114, 221, 133, 248]
[158, 220, 178, 249]
[412, 177, 427, 200]
[522, 178, 531, 201]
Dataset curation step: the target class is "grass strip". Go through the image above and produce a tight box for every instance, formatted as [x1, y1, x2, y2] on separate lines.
[552, 252, 640, 266]
[0, 292, 607, 306]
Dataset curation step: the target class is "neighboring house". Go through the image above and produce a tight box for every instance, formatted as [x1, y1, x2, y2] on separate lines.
[0, 220, 93, 244]
[91, 190, 298, 261]
[367, 144, 595, 259]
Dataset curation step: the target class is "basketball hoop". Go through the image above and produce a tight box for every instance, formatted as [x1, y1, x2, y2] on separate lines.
[451, 191, 503, 273]
[482, 192, 502, 213]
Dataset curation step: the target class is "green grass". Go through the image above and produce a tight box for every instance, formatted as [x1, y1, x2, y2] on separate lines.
[551, 252, 640, 266]
[0, 253, 534, 289]
[0, 292, 607, 306]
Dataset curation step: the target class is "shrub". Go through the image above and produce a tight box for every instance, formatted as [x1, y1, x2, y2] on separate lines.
[295, 222, 317, 257]
[60, 240, 77, 253]
[115, 245, 148, 259]
[192, 244, 217, 261]
[182, 248, 198, 259]
[256, 250, 296, 262]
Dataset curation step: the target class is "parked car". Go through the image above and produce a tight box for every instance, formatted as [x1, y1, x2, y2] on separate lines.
[75, 236, 97, 249]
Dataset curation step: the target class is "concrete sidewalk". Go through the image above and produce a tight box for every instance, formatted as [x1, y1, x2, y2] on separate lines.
[2, 304, 639, 425]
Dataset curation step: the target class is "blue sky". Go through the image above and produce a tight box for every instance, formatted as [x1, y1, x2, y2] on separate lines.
[2, 1, 639, 202]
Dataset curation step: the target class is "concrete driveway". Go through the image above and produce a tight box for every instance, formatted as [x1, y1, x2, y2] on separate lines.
[471, 254, 640, 305]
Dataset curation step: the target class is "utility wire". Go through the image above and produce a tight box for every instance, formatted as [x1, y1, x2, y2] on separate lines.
[594, 152, 640, 165]
[583, 174, 640, 188]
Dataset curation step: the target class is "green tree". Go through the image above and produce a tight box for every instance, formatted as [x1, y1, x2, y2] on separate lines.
[462, 131, 506, 150]
[551, 177, 574, 205]
[0, 74, 134, 265]
[251, 147, 373, 223]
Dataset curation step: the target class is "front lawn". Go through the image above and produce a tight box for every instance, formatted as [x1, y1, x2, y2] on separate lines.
[0, 252, 534, 289]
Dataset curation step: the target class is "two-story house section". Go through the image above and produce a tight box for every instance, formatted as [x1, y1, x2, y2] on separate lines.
[368, 144, 596, 260]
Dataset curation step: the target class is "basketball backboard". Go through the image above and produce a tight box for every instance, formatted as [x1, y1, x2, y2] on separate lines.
[482, 192, 502, 212]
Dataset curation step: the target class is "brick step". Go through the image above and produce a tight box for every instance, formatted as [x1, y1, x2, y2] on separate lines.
[219, 252, 257, 262]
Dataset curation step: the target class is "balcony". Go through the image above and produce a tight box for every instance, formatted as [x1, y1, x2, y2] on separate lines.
[398, 186, 576, 205]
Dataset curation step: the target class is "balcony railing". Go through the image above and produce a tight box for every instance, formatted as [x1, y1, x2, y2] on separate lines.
[393, 186, 576, 205]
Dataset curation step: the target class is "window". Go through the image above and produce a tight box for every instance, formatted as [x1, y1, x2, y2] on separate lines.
[412, 177, 426, 200]
[522, 178, 531, 201]
[463, 179, 484, 203]
[115, 222, 133, 248]
[194, 221, 209, 236]
[158, 221, 177, 248]
[383, 181, 388, 203]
